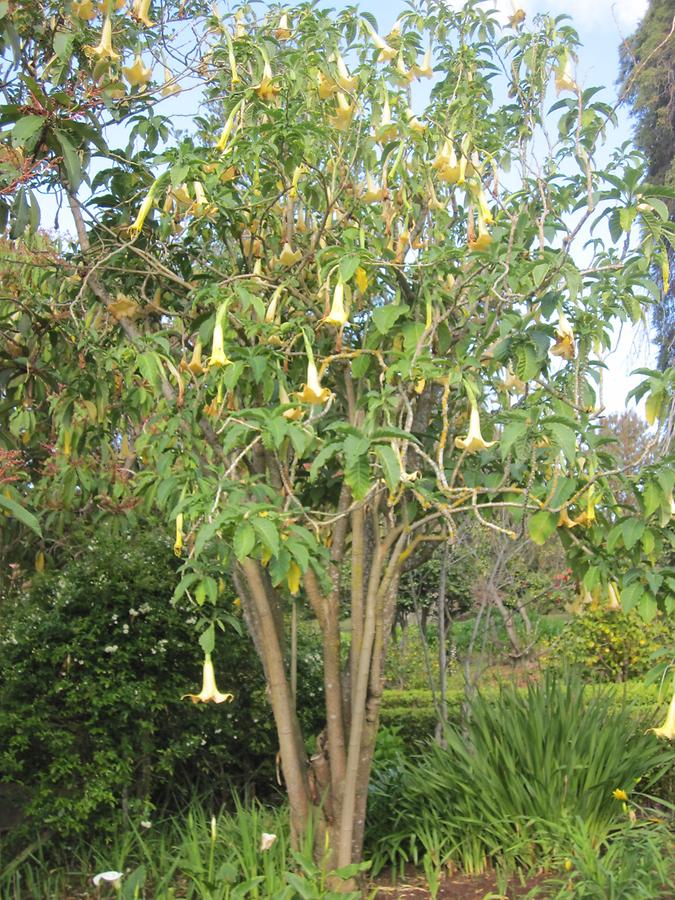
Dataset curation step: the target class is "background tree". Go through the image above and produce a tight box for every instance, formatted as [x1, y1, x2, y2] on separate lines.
[1, 0, 674, 885]
[619, 0, 675, 370]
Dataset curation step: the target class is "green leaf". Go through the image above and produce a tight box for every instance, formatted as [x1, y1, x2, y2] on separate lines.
[638, 593, 657, 623]
[309, 441, 340, 481]
[345, 455, 371, 501]
[343, 434, 370, 468]
[12, 115, 44, 145]
[500, 420, 527, 460]
[0, 494, 41, 536]
[54, 130, 82, 191]
[548, 476, 577, 510]
[233, 523, 256, 560]
[375, 445, 401, 491]
[642, 480, 663, 517]
[199, 623, 215, 655]
[622, 518, 645, 551]
[339, 252, 361, 282]
[528, 510, 557, 545]
[547, 423, 576, 464]
[253, 517, 280, 556]
[372, 304, 408, 334]
[53, 30, 74, 59]
[620, 581, 642, 613]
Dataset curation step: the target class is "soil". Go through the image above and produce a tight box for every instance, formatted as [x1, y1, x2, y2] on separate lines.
[369, 866, 553, 899]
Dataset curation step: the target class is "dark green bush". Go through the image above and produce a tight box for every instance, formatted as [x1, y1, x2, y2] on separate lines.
[368, 672, 675, 875]
[0, 532, 323, 845]
[543, 608, 674, 681]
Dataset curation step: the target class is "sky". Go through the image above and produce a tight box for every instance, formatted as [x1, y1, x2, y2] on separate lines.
[43, 0, 655, 414]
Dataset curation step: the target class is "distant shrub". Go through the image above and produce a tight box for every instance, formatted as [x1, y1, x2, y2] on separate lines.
[543, 608, 674, 681]
[0, 532, 323, 845]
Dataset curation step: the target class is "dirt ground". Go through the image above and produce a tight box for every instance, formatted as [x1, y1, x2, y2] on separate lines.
[369, 867, 553, 898]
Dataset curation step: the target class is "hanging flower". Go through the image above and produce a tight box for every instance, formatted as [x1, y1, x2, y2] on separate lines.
[182, 653, 234, 704]
[607, 582, 621, 611]
[375, 93, 397, 143]
[555, 55, 578, 94]
[557, 507, 578, 529]
[432, 140, 461, 184]
[329, 92, 355, 131]
[362, 171, 385, 203]
[71, 0, 96, 21]
[412, 46, 433, 79]
[187, 339, 205, 376]
[279, 242, 302, 267]
[468, 211, 492, 252]
[265, 286, 283, 323]
[273, 12, 292, 40]
[297, 359, 331, 405]
[89, 16, 120, 61]
[550, 314, 575, 360]
[123, 55, 153, 87]
[335, 52, 357, 91]
[161, 66, 181, 97]
[355, 266, 368, 293]
[255, 60, 280, 101]
[363, 21, 397, 62]
[131, 0, 154, 27]
[279, 382, 303, 421]
[395, 54, 415, 85]
[173, 513, 184, 556]
[406, 110, 426, 134]
[508, 8, 526, 27]
[649, 689, 675, 740]
[108, 293, 139, 320]
[572, 489, 596, 526]
[317, 70, 338, 99]
[455, 403, 497, 453]
[128, 181, 159, 238]
[209, 316, 231, 368]
[215, 101, 241, 153]
[325, 282, 348, 327]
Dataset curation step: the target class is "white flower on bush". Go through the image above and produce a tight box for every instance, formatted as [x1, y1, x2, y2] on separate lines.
[92, 870, 123, 886]
[260, 832, 277, 852]
[140, 820, 152, 829]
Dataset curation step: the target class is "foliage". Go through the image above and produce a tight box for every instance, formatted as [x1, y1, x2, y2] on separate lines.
[543, 607, 675, 681]
[366, 671, 675, 874]
[1, 0, 674, 867]
[544, 818, 675, 899]
[0, 532, 323, 844]
[0, 797, 365, 899]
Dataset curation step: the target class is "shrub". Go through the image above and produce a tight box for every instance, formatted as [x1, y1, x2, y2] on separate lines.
[0, 532, 324, 846]
[543, 608, 674, 681]
[367, 671, 675, 875]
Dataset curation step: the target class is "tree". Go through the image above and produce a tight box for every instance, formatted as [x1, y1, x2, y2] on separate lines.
[1, 0, 674, 883]
[618, 0, 675, 370]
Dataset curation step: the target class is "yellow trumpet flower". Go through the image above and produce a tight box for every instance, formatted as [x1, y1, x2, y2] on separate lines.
[555, 56, 578, 94]
[335, 53, 357, 91]
[317, 70, 338, 99]
[362, 171, 385, 203]
[455, 404, 497, 453]
[255, 60, 280, 101]
[375, 93, 397, 143]
[412, 46, 433, 79]
[265, 286, 283, 323]
[131, 0, 154, 27]
[187, 338, 205, 376]
[273, 12, 292, 40]
[123, 55, 153, 87]
[509, 8, 526, 27]
[279, 242, 302, 267]
[550, 314, 575, 360]
[183, 653, 234, 704]
[209, 317, 231, 368]
[355, 266, 368, 293]
[407, 110, 426, 134]
[108, 293, 139, 320]
[607, 582, 621, 611]
[395, 54, 415, 84]
[189, 181, 217, 219]
[557, 507, 578, 529]
[363, 21, 397, 62]
[128, 182, 158, 238]
[474, 186, 494, 225]
[329, 92, 355, 131]
[71, 0, 96, 21]
[297, 360, 331, 405]
[432, 140, 461, 184]
[173, 513, 184, 556]
[215, 102, 241, 152]
[161, 66, 181, 97]
[325, 282, 348, 327]
[89, 16, 120, 61]
[468, 211, 493, 252]
[649, 690, 675, 740]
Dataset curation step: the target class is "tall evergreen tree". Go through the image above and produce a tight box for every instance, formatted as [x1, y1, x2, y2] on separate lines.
[619, 0, 675, 369]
